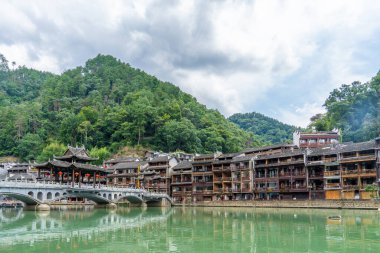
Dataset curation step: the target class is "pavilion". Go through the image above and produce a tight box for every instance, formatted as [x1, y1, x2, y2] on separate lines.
[34, 146, 109, 188]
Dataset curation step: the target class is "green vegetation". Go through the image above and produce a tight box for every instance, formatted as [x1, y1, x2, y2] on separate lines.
[229, 112, 298, 144]
[0, 53, 260, 161]
[309, 72, 380, 142]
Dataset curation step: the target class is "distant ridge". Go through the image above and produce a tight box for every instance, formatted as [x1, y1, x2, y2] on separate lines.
[229, 112, 299, 145]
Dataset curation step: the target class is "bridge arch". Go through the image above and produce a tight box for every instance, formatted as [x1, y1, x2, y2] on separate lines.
[37, 192, 43, 201]
[117, 194, 144, 204]
[55, 192, 60, 198]
[47, 192, 52, 200]
[0, 192, 41, 205]
[28, 191, 34, 197]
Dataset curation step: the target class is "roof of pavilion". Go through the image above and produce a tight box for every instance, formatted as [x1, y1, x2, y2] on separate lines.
[33, 160, 108, 173]
[53, 145, 98, 162]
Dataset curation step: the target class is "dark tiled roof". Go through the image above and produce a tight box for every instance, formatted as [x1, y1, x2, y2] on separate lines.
[149, 156, 171, 163]
[105, 157, 139, 164]
[338, 140, 376, 153]
[243, 144, 296, 153]
[231, 155, 256, 163]
[217, 152, 242, 159]
[109, 161, 147, 170]
[256, 149, 305, 160]
[194, 153, 218, 160]
[172, 161, 192, 170]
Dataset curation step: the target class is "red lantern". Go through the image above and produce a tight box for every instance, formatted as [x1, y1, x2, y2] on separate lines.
[95, 174, 100, 178]
[58, 171, 63, 176]
[85, 173, 90, 178]
[45, 172, 50, 176]
[74, 172, 80, 177]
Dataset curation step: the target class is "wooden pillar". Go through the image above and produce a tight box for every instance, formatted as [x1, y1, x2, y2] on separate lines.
[72, 168, 75, 187]
[93, 172, 96, 188]
[79, 172, 81, 188]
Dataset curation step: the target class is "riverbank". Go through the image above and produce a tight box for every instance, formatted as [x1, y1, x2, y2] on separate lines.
[174, 199, 380, 210]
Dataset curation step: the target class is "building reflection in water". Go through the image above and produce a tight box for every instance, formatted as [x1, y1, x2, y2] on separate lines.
[0, 207, 379, 253]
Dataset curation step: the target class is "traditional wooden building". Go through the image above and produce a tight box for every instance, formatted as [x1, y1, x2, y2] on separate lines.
[230, 155, 255, 200]
[254, 149, 308, 200]
[338, 141, 377, 200]
[107, 161, 148, 188]
[243, 144, 296, 156]
[171, 161, 192, 203]
[141, 156, 178, 194]
[307, 148, 339, 199]
[192, 154, 219, 202]
[34, 146, 108, 187]
[293, 129, 340, 148]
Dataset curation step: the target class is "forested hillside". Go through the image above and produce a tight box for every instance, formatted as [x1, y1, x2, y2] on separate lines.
[0, 54, 260, 161]
[229, 112, 298, 144]
[309, 72, 380, 142]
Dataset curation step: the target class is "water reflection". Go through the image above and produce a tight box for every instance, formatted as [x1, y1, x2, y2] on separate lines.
[0, 207, 379, 253]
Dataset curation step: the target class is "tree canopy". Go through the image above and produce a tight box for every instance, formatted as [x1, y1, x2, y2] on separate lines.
[308, 72, 380, 142]
[229, 112, 298, 144]
[0, 53, 261, 161]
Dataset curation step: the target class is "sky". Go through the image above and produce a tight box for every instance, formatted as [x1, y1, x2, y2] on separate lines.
[1, 0, 380, 127]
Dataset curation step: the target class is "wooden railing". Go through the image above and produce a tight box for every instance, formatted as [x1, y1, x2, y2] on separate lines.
[324, 171, 340, 176]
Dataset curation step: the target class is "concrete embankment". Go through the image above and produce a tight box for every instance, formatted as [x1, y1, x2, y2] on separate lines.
[175, 200, 380, 210]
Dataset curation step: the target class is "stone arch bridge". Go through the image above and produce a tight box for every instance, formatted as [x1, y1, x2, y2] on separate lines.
[0, 180, 172, 207]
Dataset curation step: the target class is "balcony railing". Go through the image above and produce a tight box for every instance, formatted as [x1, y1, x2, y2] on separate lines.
[324, 171, 340, 177]
[341, 170, 358, 176]
[324, 183, 341, 189]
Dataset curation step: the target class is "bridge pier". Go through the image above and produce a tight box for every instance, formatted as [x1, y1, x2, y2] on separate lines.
[106, 203, 117, 209]
[146, 198, 171, 207]
[36, 203, 51, 211]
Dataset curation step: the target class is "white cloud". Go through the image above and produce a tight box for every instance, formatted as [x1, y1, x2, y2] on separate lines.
[1, 0, 380, 127]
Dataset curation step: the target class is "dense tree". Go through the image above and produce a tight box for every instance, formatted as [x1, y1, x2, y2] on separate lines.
[229, 112, 298, 144]
[37, 141, 67, 162]
[308, 72, 380, 142]
[0, 54, 260, 161]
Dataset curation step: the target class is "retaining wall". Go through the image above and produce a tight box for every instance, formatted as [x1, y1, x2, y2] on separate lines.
[178, 199, 380, 210]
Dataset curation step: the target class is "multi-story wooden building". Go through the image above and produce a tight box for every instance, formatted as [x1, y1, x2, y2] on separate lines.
[243, 144, 296, 156]
[307, 148, 339, 199]
[293, 129, 340, 148]
[254, 149, 308, 200]
[170, 161, 192, 204]
[338, 141, 377, 200]
[107, 161, 148, 187]
[142, 156, 178, 194]
[192, 154, 218, 202]
[230, 155, 255, 200]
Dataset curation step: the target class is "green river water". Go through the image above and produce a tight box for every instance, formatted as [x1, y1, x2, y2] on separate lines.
[0, 207, 379, 253]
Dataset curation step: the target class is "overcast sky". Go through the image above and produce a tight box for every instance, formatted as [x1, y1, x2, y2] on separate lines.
[1, 0, 380, 127]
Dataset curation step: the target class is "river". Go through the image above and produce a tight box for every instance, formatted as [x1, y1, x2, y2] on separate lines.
[0, 206, 379, 252]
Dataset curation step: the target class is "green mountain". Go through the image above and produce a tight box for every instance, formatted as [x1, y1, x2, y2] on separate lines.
[228, 112, 298, 144]
[308, 72, 380, 142]
[0, 54, 262, 161]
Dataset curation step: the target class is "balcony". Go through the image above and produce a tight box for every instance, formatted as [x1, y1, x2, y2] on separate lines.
[360, 169, 377, 176]
[278, 172, 291, 178]
[324, 183, 341, 189]
[213, 188, 223, 193]
[292, 172, 306, 178]
[242, 176, 251, 181]
[214, 177, 222, 182]
[222, 177, 232, 181]
[342, 185, 360, 190]
[324, 171, 340, 177]
[308, 173, 324, 178]
[212, 166, 222, 171]
[340, 155, 376, 163]
[341, 170, 359, 177]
